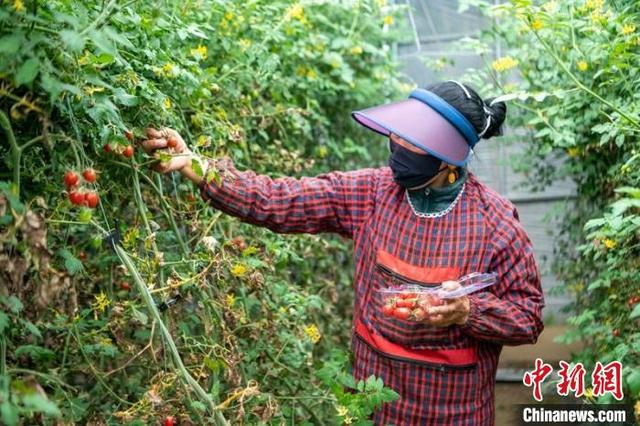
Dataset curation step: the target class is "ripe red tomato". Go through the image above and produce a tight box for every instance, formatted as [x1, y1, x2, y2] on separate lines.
[393, 307, 411, 320]
[167, 137, 178, 149]
[82, 168, 97, 183]
[381, 303, 395, 317]
[120, 281, 131, 291]
[85, 192, 99, 208]
[125, 130, 134, 142]
[401, 292, 418, 300]
[396, 298, 417, 309]
[123, 145, 134, 158]
[69, 191, 85, 206]
[612, 329, 620, 337]
[64, 171, 79, 187]
[103, 143, 112, 153]
[164, 416, 175, 426]
[78, 251, 87, 261]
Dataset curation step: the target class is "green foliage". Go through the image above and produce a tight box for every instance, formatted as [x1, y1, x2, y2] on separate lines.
[317, 350, 399, 426]
[0, 0, 404, 423]
[459, 0, 640, 412]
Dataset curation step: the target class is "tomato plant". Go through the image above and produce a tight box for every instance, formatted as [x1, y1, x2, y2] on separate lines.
[462, 0, 640, 412]
[0, 0, 405, 424]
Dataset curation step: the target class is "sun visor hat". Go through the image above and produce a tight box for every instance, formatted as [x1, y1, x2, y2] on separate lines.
[351, 88, 479, 167]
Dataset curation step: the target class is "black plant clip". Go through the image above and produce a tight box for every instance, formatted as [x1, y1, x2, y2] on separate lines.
[104, 219, 121, 253]
[158, 293, 184, 312]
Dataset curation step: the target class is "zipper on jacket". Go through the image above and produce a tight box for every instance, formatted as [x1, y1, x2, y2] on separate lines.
[353, 331, 477, 371]
[375, 263, 439, 287]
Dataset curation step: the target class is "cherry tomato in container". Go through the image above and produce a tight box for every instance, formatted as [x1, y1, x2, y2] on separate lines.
[393, 307, 411, 320]
[396, 298, 417, 309]
[381, 303, 395, 317]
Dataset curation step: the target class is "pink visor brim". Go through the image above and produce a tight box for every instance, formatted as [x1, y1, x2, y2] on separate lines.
[352, 98, 471, 166]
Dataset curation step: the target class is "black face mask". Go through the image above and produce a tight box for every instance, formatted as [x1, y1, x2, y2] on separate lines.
[388, 140, 444, 189]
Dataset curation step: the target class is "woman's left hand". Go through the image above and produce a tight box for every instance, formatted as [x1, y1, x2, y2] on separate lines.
[420, 281, 470, 327]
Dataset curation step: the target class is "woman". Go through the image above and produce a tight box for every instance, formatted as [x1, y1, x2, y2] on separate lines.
[142, 81, 544, 425]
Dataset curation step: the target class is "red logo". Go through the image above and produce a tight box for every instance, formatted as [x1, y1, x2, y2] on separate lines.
[522, 359, 623, 401]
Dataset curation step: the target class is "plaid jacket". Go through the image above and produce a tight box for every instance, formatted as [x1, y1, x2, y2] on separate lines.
[199, 159, 545, 425]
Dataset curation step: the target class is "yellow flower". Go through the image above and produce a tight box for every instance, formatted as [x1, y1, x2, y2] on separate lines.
[317, 146, 328, 159]
[622, 24, 636, 35]
[92, 292, 111, 315]
[491, 56, 519, 72]
[349, 45, 363, 55]
[295, 65, 307, 77]
[191, 45, 208, 60]
[584, 387, 594, 399]
[196, 135, 210, 147]
[162, 62, 178, 78]
[231, 263, 247, 277]
[285, 4, 305, 22]
[239, 38, 251, 52]
[225, 11, 234, 21]
[344, 416, 354, 425]
[336, 405, 349, 417]
[383, 15, 394, 26]
[634, 400, 640, 420]
[603, 239, 616, 249]
[531, 19, 543, 31]
[573, 282, 585, 293]
[304, 324, 321, 343]
[83, 86, 105, 96]
[567, 147, 580, 157]
[163, 98, 172, 109]
[306, 68, 317, 80]
[585, 0, 604, 10]
[225, 294, 236, 307]
[13, 0, 24, 12]
[577, 61, 588, 71]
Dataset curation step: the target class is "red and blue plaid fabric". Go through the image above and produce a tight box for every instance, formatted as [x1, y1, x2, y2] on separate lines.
[199, 159, 545, 425]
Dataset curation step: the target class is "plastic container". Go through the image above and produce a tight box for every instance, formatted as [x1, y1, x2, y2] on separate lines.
[375, 272, 498, 322]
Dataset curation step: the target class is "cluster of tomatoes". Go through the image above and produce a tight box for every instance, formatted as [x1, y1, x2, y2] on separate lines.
[380, 293, 442, 322]
[103, 130, 135, 158]
[64, 168, 100, 208]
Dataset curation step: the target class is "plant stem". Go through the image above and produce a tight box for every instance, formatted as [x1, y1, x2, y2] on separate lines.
[534, 32, 640, 129]
[113, 245, 228, 425]
[0, 335, 6, 376]
[0, 110, 21, 193]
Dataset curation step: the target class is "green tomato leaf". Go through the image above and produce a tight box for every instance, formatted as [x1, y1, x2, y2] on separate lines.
[60, 30, 86, 52]
[15, 58, 39, 86]
[0, 401, 19, 426]
[630, 302, 640, 320]
[59, 249, 84, 275]
[627, 370, 640, 396]
[0, 33, 23, 55]
[0, 311, 9, 334]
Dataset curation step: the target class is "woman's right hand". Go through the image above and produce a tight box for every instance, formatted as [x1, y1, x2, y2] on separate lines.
[141, 127, 194, 174]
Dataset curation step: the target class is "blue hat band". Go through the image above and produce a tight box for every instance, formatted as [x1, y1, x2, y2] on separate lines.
[409, 88, 479, 148]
